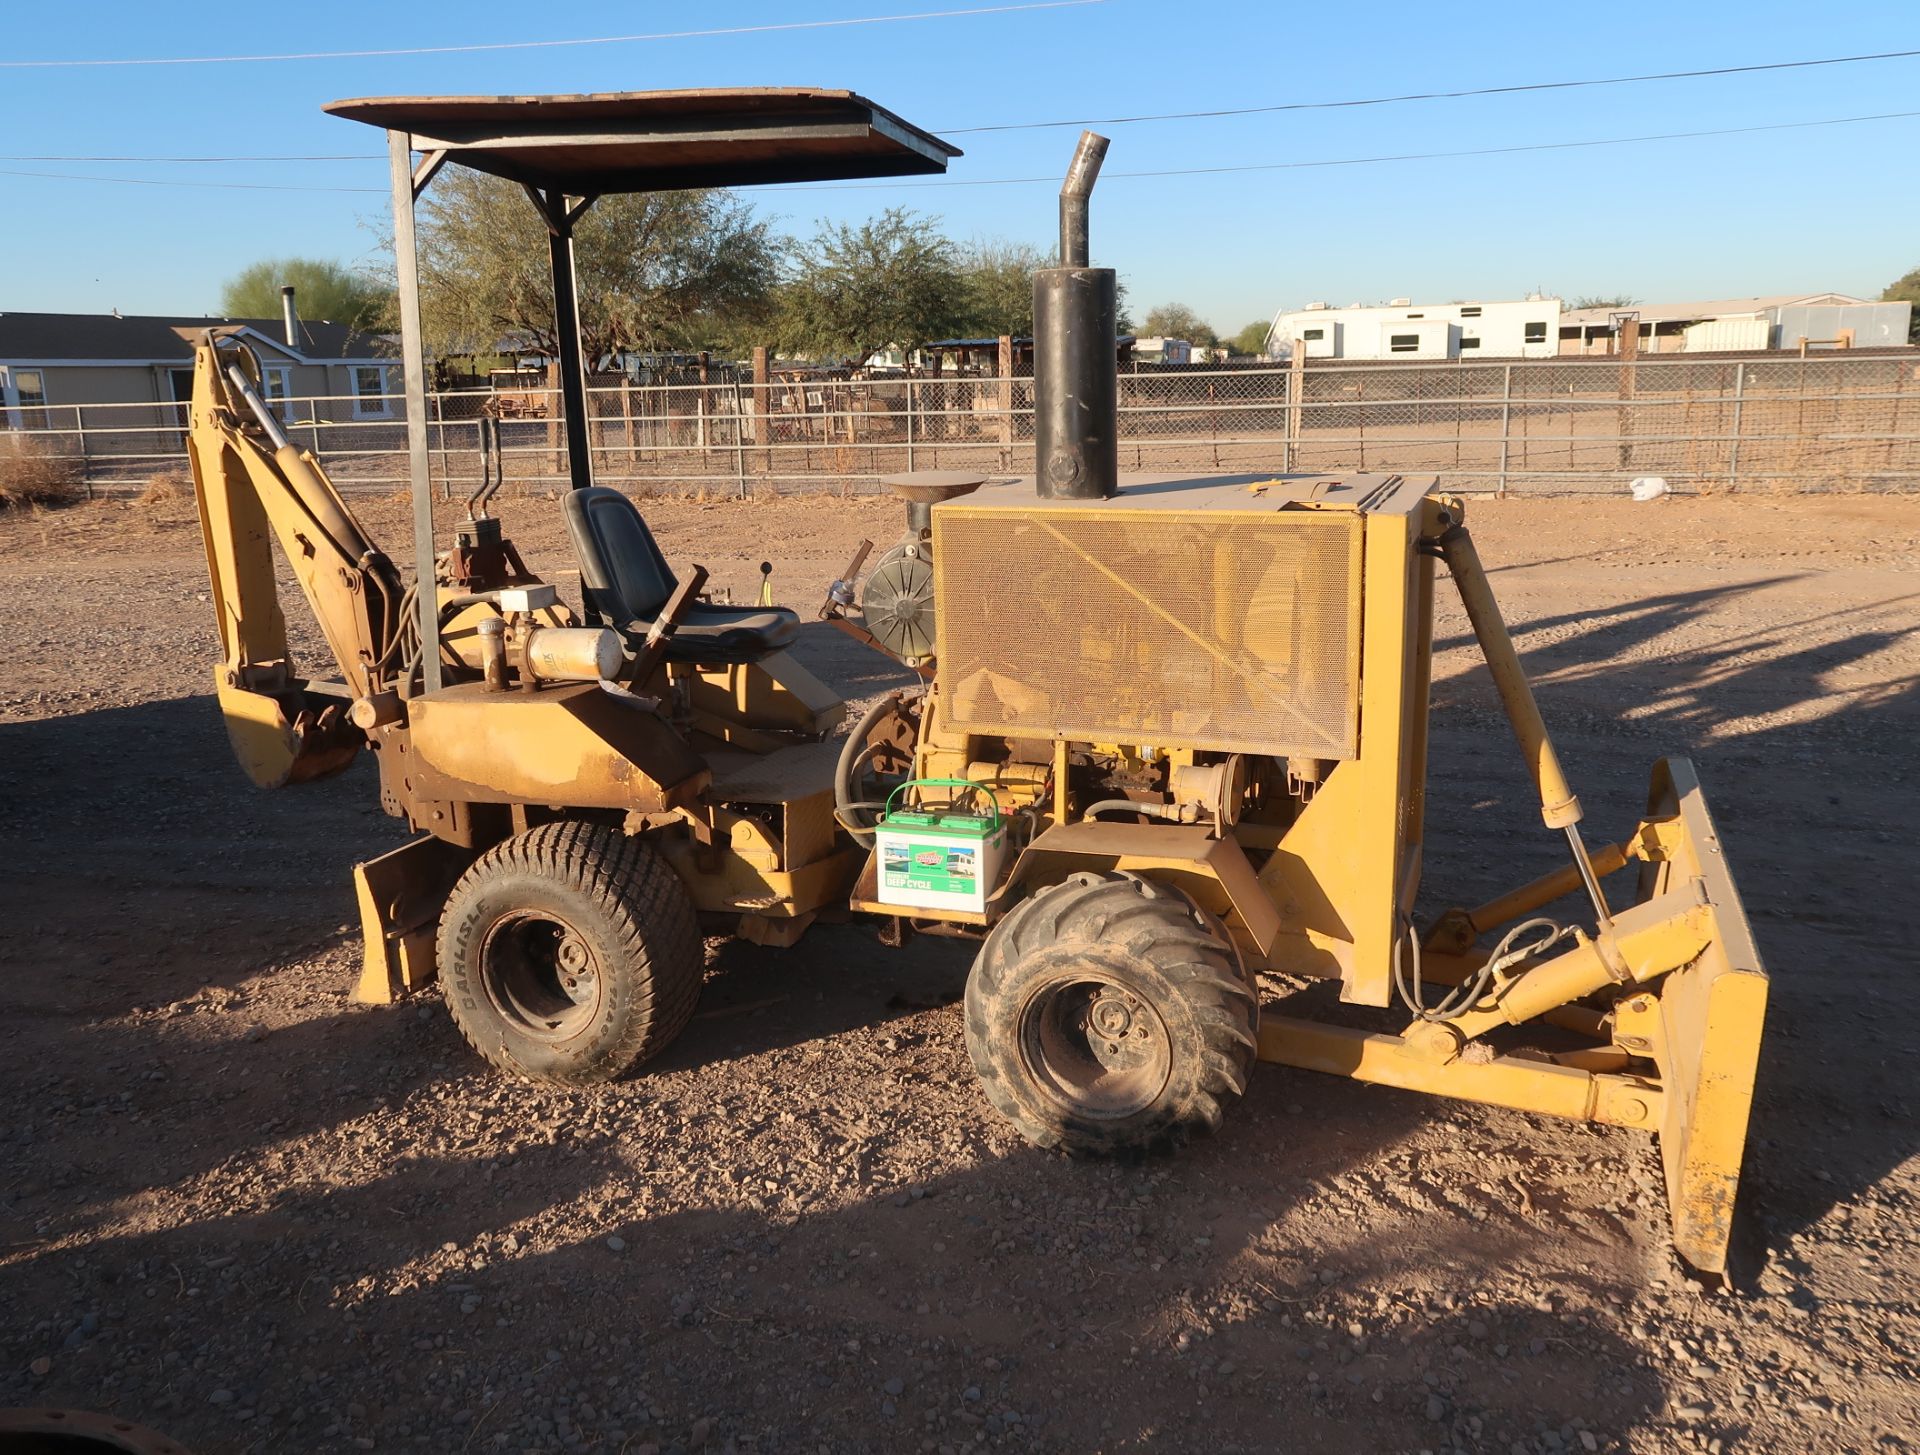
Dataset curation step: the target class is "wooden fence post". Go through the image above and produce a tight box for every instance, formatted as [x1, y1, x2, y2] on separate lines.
[544, 360, 565, 478]
[732, 379, 748, 497]
[621, 378, 636, 472]
[1617, 317, 1640, 471]
[752, 345, 770, 474]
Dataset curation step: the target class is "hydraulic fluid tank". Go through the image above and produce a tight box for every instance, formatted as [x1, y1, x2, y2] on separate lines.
[525, 626, 623, 683]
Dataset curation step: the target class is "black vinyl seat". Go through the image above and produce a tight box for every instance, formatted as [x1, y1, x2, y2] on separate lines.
[562, 487, 800, 664]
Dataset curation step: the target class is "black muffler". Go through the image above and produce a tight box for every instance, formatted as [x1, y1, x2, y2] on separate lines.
[1032, 130, 1117, 500]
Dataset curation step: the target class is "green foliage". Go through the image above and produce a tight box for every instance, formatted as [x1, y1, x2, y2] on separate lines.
[1881, 268, 1920, 341]
[775, 208, 969, 363]
[1882, 267, 1920, 305]
[1141, 302, 1218, 350]
[219, 258, 389, 337]
[411, 172, 778, 361]
[1230, 320, 1271, 356]
[1572, 294, 1638, 310]
[956, 240, 1050, 339]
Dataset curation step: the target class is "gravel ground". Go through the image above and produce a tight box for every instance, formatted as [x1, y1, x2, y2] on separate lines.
[0, 485, 1916, 1455]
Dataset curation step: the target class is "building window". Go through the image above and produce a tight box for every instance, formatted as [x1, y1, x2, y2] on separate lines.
[351, 365, 392, 419]
[1406, 313, 1424, 319]
[1302, 328, 1325, 341]
[4, 367, 47, 430]
[1388, 334, 1421, 353]
[1461, 305, 1482, 317]
[1459, 336, 1481, 349]
[259, 365, 294, 421]
[1524, 321, 1548, 343]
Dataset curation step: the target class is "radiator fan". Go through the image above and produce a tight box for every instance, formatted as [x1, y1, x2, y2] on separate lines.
[857, 472, 987, 665]
[859, 542, 936, 662]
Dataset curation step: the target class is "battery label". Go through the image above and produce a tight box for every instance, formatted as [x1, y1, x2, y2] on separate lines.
[882, 839, 980, 896]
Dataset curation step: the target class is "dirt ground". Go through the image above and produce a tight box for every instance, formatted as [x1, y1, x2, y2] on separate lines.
[0, 483, 1916, 1455]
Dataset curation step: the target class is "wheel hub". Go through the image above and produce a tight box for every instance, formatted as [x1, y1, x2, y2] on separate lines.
[481, 913, 602, 1042]
[1088, 993, 1137, 1040]
[1019, 974, 1173, 1120]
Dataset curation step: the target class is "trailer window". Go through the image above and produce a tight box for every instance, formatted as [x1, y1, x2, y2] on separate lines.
[1524, 321, 1548, 343]
[1302, 328, 1325, 341]
[1459, 336, 1481, 349]
[1461, 305, 1483, 317]
[1388, 334, 1421, 352]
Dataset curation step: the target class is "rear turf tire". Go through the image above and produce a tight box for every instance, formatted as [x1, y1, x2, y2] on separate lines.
[963, 871, 1258, 1154]
[438, 821, 702, 1085]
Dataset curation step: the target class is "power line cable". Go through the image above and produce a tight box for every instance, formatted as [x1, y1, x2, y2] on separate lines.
[0, 153, 376, 163]
[6, 42, 1915, 166]
[771, 108, 1920, 189]
[939, 46, 1920, 133]
[0, 167, 382, 193]
[6, 108, 1916, 195]
[0, 1, 1104, 68]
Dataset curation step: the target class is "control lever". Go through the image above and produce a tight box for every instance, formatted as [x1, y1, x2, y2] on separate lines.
[624, 564, 710, 684]
[820, 540, 873, 619]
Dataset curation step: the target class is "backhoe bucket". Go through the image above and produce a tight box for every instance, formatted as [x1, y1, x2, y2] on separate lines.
[1634, 757, 1769, 1277]
[215, 677, 360, 789]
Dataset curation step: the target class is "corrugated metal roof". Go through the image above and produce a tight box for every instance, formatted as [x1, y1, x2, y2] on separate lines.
[324, 87, 958, 192]
[1561, 293, 1867, 327]
[0, 312, 388, 363]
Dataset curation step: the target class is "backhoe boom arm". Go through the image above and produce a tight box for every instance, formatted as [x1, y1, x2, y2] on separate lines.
[185, 337, 403, 787]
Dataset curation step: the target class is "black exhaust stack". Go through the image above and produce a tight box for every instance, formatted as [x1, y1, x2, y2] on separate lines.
[1033, 131, 1117, 500]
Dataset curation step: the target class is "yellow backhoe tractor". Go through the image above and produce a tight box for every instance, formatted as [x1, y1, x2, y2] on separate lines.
[187, 93, 1765, 1278]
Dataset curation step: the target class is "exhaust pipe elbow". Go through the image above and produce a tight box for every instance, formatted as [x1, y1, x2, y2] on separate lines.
[1058, 130, 1110, 268]
[1034, 132, 1119, 499]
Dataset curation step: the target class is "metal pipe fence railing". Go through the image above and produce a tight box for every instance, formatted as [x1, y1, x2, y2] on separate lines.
[8, 353, 1917, 496]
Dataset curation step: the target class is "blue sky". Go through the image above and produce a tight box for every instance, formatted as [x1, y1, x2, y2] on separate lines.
[6, 0, 1918, 335]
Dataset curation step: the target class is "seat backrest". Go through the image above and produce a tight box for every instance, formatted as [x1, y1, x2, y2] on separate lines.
[562, 487, 678, 623]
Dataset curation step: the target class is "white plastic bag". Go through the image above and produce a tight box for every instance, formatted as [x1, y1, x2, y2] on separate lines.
[1629, 476, 1671, 502]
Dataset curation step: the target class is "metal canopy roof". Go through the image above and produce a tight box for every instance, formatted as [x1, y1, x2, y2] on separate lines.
[323, 88, 960, 193]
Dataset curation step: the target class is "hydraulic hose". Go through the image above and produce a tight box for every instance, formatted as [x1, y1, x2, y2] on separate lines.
[1083, 798, 1190, 824]
[835, 692, 903, 849]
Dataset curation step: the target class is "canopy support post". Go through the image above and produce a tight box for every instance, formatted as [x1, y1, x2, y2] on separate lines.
[529, 188, 599, 493]
[389, 128, 441, 693]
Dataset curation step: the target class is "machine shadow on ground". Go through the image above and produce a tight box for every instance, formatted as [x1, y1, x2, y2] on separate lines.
[1424, 572, 1919, 1273]
[0, 695, 401, 1017]
[2, 1050, 1670, 1454]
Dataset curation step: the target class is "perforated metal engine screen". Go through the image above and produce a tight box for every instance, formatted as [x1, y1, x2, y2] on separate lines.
[934, 504, 1362, 758]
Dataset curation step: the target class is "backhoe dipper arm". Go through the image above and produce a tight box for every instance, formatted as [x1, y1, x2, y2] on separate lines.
[185, 338, 403, 787]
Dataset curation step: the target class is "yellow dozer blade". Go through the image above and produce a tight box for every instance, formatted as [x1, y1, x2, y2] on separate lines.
[1260, 753, 1767, 1278]
[1633, 757, 1768, 1275]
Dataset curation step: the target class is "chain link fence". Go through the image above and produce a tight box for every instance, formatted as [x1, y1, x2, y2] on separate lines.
[12, 352, 1918, 496]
